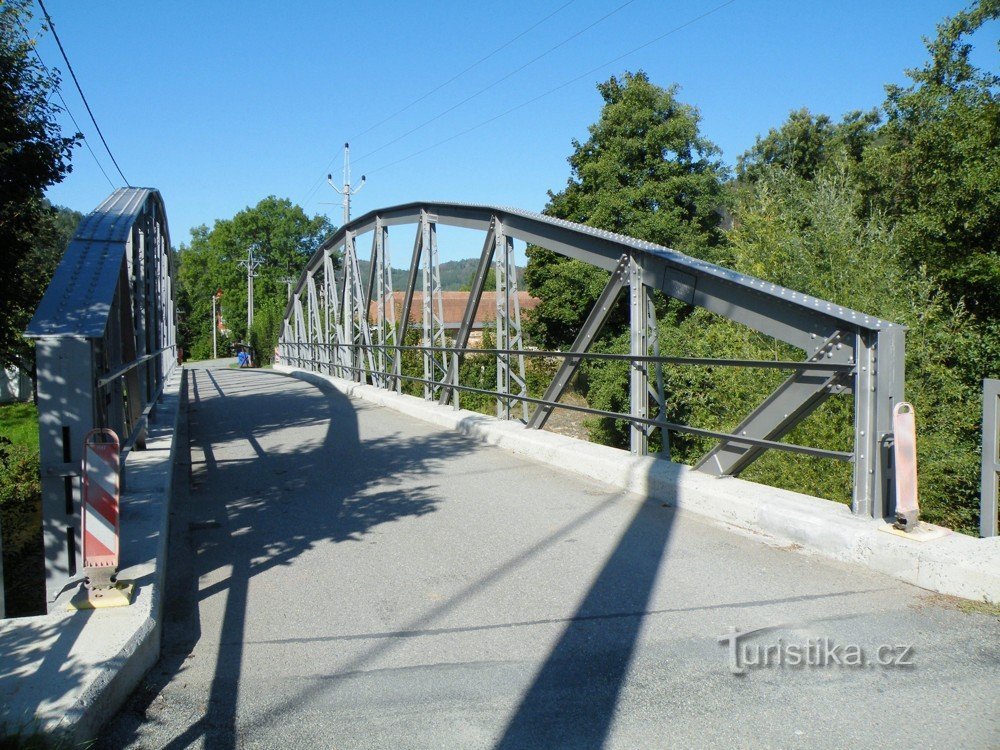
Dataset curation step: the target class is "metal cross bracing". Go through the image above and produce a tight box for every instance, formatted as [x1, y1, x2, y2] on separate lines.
[279, 200, 909, 526]
[26, 188, 178, 608]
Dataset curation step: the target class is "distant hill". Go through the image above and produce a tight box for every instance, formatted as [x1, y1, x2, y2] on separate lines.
[357, 257, 523, 292]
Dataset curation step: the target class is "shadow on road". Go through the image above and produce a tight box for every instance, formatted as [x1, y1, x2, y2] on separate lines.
[99, 367, 477, 749]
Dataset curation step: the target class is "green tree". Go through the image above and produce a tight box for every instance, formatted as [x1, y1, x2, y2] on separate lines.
[524, 71, 727, 349]
[737, 108, 880, 182]
[176, 197, 333, 360]
[860, 0, 1000, 319]
[0, 1, 79, 374]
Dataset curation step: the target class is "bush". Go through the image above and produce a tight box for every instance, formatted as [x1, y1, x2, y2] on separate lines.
[0, 438, 41, 560]
[582, 165, 987, 534]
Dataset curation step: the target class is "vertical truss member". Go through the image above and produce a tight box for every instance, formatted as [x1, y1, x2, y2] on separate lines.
[629, 255, 667, 456]
[421, 213, 447, 400]
[495, 224, 528, 422]
[365, 218, 398, 389]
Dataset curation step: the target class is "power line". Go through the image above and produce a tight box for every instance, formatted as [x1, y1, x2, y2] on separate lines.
[299, 0, 587, 208]
[350, 0, 579, 142]
[364, 0, 739, 178]
[350, 0, 639, 168]
[14, 15, 116, 190]
[36, 0, 131, 187]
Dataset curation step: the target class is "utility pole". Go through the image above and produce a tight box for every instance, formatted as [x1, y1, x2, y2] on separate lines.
[327, 142, 365, 225]
[237, 245, 263, 333]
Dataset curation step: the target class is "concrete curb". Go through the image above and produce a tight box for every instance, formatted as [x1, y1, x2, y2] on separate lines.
[277, 366, 1000, 603]
[0, 367, 184, 743]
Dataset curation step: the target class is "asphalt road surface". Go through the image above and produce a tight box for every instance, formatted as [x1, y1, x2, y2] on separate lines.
[98, 365, 999, 749]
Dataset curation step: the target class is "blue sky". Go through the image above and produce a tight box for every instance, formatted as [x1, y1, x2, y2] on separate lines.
[31, 1, 997, 262]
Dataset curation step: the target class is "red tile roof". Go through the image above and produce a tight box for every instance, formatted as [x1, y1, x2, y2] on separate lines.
[369, 291, 539, 328]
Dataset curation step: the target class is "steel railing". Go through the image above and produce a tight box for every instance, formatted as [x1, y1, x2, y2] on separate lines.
[281, 341, 854, 462]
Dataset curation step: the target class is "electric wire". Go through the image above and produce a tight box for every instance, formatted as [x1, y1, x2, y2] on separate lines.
[300, 0, 620, 207]
[350, 0, 639, 167]
[364, 0, 738, 178]
[351, 0, 579, 143]
[300, 0, 579, 207]
[36, 0, 131, 187]
[14, 15, 116, 191]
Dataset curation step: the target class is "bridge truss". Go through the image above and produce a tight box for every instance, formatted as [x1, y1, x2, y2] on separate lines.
[279, 202, 907, 523]
[26, 188, 177, 606]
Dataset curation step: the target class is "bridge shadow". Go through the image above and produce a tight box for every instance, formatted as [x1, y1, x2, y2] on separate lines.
[494, 477, 675, 749]
[98, 366, 478, 749]
[99, 367, 874, 749]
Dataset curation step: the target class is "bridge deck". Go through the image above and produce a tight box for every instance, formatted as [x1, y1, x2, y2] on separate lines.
[99, 365, 997, 749]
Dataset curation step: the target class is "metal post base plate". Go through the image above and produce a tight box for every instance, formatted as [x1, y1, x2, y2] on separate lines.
[68, 580, 135, 610]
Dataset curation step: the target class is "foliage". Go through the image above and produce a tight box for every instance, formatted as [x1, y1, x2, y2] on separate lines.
[524, 71, 728, 349]
[0, 1, 79, 374]
[176, 197, 333, 360]
[859, 0, 1000, 321]
[0, 437, 41, 558]
[249, 296, 286, 366]
[582, 164, 985, 533]
[737, 108, 880, 182]
[457, 329, 498, 414]
[0, 402, 38, 451]
[554, 6, 998, 535]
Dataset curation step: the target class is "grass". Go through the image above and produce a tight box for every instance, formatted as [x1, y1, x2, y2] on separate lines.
[0, 403, 38, 451]
[957, 598, 1000, 618]
[0, 402, 45, 617]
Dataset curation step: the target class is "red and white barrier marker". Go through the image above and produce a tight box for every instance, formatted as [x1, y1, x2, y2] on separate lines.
[70, 428, 134, 609]
[82, 428, 120, 569]
[892, 402, 920, 531]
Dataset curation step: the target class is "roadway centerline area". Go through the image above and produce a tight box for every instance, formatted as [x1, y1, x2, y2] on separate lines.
[98, 365, 998, 749]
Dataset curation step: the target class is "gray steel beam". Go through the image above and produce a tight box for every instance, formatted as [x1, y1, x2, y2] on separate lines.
[421, 218, 447, 400]
[630, 256, 649, 455]
[873, 326, 906, 520]
[695, 331, 853, 477]
[527, 254, 630, 430]
[35, 336, 95, 604]
[286, 202, 890, 352]
[495, 226, 527, 422]
[981, 379, 999, 537]
[277, 200, 906, 520]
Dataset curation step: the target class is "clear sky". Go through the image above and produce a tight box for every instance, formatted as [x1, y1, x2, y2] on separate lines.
[30, 1, 997, 262]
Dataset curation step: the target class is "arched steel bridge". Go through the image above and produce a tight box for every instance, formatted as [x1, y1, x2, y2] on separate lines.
[279, 200, 904, 517]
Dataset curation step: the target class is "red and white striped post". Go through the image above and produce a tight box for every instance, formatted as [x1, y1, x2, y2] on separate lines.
[73, 428, 133, 607]
[82, 428, 120, 577]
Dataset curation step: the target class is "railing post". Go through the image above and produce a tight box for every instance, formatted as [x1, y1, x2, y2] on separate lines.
[982, 379, 999, 537]
[629, 255, 649, 455]
[452, 351, 461, 411]
[854, 326, 905, 519]
[420, 213, 446, 400]
[494, 224, 527, 422]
